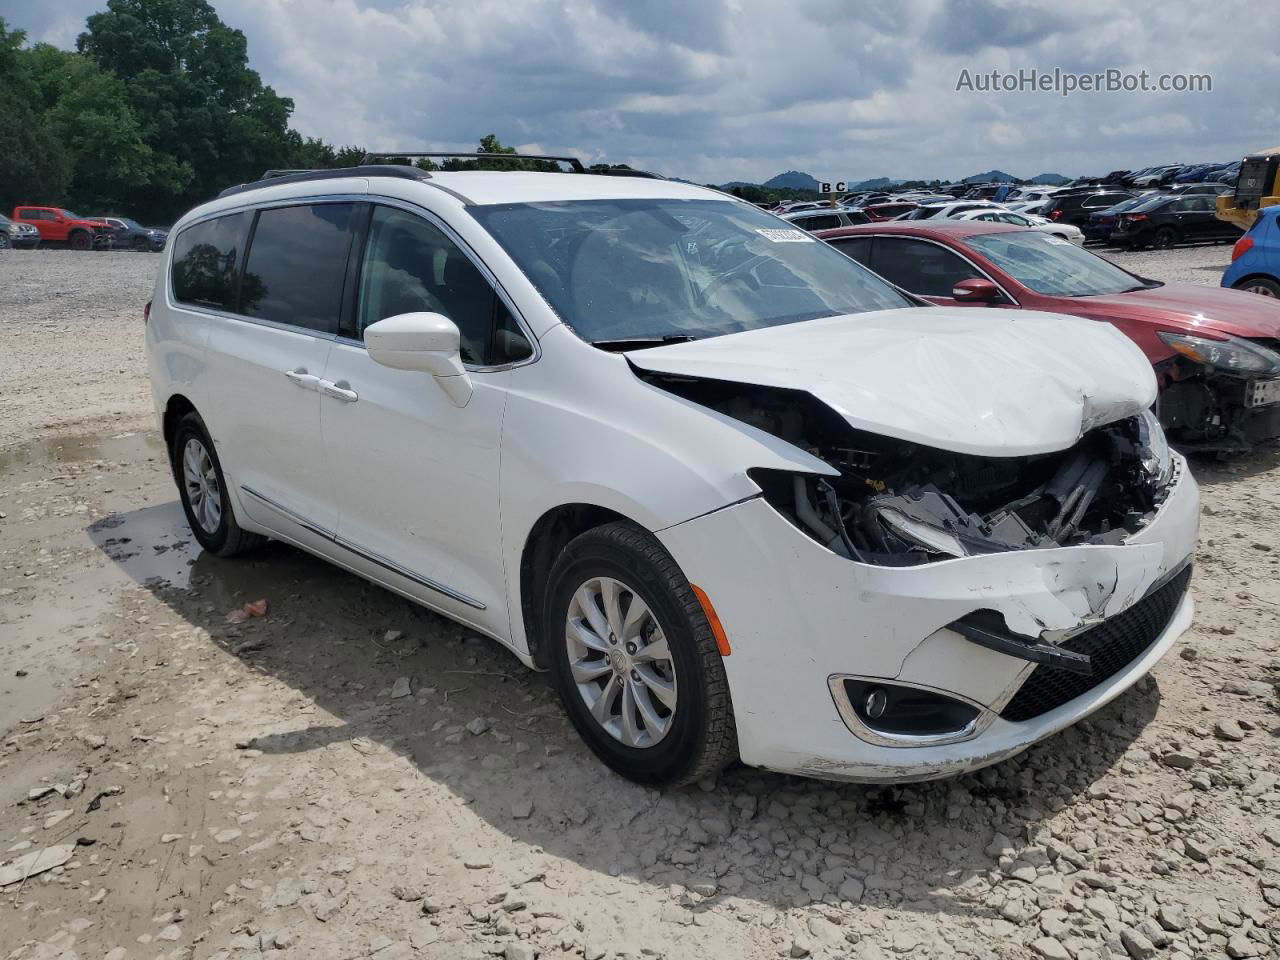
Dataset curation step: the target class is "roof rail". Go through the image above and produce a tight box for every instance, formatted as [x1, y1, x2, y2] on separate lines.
[217, 164, 431, 199]
[359, 152, 666, 179]
[362, 151, 588, 172]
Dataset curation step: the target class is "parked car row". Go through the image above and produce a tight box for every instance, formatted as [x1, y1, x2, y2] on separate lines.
[6, 206, 168, 251]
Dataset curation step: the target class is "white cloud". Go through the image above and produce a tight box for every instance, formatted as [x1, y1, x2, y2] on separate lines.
[3, 0, 1277, 183]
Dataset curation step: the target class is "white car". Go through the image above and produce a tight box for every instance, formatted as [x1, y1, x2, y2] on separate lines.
[898, 200, 1009, 221]
[951, 208, 1085, 243]
[146, 163, 1198, 785]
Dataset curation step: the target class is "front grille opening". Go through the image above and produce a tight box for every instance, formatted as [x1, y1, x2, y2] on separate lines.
[1000, 566, 1192, 723]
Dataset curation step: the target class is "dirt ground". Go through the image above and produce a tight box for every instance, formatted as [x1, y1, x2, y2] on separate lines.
[1, 247, 1277, 960]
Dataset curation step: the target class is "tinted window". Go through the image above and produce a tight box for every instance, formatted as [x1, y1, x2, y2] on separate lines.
[872, 238, 981, 297]
[827, 236, 874, 266]
[171, 212, 250, 310]
[357, 205, 530, 365]
[796, 214, 841, 231]
[240, 203, 356, 333]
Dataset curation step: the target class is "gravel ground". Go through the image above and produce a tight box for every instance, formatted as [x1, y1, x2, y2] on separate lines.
[0, 250, 158, 451]
[0, 243, 1277, 960]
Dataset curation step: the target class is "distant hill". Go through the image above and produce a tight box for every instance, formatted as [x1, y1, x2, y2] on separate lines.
[763, 170, 822, 191]
[963, 169, 1019, 183]
[849, 176, 902, 190]
[1029, 172, 1070, 185]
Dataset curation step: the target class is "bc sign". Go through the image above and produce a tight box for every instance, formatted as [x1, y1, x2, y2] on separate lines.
[818, 181, 848, 194]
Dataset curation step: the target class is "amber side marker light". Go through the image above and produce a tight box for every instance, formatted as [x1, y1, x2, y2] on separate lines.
[690, 584, 731, 656]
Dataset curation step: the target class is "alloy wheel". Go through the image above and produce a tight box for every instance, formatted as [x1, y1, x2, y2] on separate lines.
[564, 576, 678, 748]
[182, 437, 222, 535]
[1244, 282, 1277, 298]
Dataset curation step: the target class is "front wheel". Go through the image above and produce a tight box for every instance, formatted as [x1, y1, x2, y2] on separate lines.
[1236, 277, 1280, 298]
[68, 230, 91, 251]
[171, 412, 264, 557]
[544, 522, 737, 786]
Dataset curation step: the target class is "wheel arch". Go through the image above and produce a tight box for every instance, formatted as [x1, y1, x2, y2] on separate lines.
[162, 393, 199, 478]
[517, 502, 640, 669]
[1231, 272, 1280, 291]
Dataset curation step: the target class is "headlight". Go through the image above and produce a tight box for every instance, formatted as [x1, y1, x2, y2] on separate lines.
[1138, 409, 1173, 487]
[1158, 331, 1280, 377]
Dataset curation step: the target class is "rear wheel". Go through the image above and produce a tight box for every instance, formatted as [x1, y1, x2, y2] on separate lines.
[68, 230, 91, 251]
[1236, 277, 1280, 298]
[171, 412, 264, 557]
[1152, 226, 1179, 249]
[544, 521, 737, 786]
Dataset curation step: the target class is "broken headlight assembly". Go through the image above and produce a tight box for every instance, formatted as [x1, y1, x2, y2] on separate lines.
[1157, 331, 1280, 378]
[750, 412, 1175, 567]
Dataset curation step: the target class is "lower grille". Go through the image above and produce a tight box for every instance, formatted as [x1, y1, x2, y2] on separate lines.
[1000, 566, 1191, 723]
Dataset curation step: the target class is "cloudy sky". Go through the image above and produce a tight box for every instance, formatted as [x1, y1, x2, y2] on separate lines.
[4, 0, 1277, 184]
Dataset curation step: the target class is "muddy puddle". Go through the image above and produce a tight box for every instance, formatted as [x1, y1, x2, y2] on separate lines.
[0, 429, 196, 730]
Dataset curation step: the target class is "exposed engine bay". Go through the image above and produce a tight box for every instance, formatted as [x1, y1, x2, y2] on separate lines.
[641, 372, 1175, 566]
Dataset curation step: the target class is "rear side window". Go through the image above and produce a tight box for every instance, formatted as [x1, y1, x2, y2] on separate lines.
[171, 212, 250, 310]
[796, 214, 840, 231]
[240, 204, 357, 333]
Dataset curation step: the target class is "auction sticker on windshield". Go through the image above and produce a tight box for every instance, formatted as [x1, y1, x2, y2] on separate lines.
[756, 228, 814, 243]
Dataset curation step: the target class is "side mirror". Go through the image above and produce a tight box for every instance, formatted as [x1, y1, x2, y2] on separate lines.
[951, 277, 1002, 303]
[364, 312, 473, 406]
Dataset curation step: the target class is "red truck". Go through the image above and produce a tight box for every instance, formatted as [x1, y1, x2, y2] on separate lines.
[11, 206, 114, 250]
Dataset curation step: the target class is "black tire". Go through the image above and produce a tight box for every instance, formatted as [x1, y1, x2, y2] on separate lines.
[132, 236, 148, 251]
[544, 521, 737, 786]
[1236, 276, 1280, 298]
[170, 411, 265, 557]
[68, 230, 92, 251]
[1152, 226, 1179, 249]
[0, 233, 10, 250]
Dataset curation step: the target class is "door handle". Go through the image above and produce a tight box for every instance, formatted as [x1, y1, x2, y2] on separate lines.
[283, 368, 321, 390]
[320, 379, 359, 403]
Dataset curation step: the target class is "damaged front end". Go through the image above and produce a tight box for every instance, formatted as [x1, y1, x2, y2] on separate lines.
[1155, 332, 1280, 452]
[640, 372, 1176, 567]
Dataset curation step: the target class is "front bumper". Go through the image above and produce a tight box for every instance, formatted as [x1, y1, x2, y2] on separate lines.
[658, 457, 1199, 782]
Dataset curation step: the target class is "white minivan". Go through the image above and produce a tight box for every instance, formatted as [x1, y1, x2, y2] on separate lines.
[146, 160, 1198, 785]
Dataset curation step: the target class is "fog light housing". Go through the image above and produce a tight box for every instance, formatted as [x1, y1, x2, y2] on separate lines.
[841, 679, 980, 736]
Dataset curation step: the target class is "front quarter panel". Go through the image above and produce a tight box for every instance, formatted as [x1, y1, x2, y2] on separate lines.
[499, 324, 835, 654]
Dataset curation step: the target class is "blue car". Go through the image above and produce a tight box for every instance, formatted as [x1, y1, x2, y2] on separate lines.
[1222, 205, 1280, 297]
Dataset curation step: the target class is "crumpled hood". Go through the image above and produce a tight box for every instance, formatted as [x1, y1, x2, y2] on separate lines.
[1068, 282, 1280, 340]
[629, 308, 1157, 457]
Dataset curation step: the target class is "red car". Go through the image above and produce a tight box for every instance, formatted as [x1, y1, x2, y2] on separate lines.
[11, 206, 114, 250]
[815, 220, 1280, 451]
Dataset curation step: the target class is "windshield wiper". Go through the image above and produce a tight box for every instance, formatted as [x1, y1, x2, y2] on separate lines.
[590, 334, 698, 352]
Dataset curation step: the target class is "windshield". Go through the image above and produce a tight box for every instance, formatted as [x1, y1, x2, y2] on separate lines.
[1130, 195, 1173, 213]
[57, 209, 84, 219]
[470, 198, 913, 344]
[966, 230, 1151, 297]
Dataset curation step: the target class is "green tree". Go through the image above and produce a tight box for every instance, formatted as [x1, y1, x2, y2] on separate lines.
[77, 0, 301, 220]
[0, 20, 71, 211]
